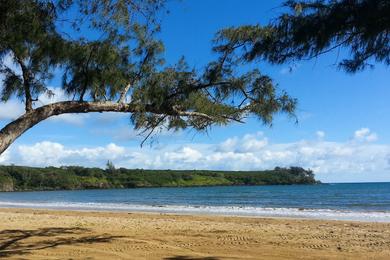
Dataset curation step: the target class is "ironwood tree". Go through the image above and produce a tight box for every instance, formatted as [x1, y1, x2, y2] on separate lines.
[215, 0, 390, 73]
[0, 0, 297, 155]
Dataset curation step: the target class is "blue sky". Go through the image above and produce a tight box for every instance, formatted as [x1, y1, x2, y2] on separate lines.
[0, 0, 389, 182]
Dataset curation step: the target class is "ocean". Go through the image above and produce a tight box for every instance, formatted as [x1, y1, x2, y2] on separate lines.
[0, 183, 390, 222]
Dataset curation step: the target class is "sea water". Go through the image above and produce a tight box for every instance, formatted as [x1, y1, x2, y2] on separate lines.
[0, 183, 390, 222]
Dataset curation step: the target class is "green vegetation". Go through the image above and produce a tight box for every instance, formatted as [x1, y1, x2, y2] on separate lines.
[0, 0, 296, 155]
[216, 0, 390, 73]
[0, 164, 319, 192]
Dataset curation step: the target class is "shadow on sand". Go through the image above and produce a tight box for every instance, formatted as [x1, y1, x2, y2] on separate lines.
[164, 257, 221, 260]
[0, 227, 123, 257]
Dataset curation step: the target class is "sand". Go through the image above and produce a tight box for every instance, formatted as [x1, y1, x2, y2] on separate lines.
[0, 208, 389, 259]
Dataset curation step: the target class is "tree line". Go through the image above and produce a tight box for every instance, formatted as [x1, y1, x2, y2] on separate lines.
[0, 165, 319, 192]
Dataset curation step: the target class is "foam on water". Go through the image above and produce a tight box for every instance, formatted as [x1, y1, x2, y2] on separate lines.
[0, 201, 389, 222]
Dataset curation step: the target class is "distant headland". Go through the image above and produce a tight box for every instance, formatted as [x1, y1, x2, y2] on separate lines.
[0, 164, 320, 192]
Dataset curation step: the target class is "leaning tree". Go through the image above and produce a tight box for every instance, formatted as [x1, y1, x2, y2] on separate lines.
[0, 0, 296, 155]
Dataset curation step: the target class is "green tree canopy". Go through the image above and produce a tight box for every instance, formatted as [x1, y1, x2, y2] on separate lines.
[0, 0, 296, 154]
[215, 0, 390, 73]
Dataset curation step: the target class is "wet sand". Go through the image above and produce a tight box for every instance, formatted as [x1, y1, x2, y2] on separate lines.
[0, 208, 389, 259]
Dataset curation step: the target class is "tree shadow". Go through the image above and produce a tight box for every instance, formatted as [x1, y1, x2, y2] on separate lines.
[0, 227, 124, 257]
[164, 256, 220, 260]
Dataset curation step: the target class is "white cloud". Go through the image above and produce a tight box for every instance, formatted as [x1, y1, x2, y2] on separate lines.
[164, 147, 203, 163]
[2, 128, 389, 182]
[217, 137, 238, 152]
[0, 100, 25, 120]
[239, 132, 268, 152]
[17, 142, 129, 166]
[0, 149, 10, 164]
[316, 131, 325, 139]
[353, 128, 378, 142]
[217, 132, 267, 153]
[18, 141, 66, 166]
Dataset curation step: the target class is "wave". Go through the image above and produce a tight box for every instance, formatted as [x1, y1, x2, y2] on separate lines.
[0, 201, 390, 222]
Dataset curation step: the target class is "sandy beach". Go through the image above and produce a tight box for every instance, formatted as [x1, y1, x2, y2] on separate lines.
[0, 208, 389, 259]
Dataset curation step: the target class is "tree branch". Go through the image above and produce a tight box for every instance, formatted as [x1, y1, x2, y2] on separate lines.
[172, 106, 244, 124]
[14, 55, 33, 113]
[0, 100, 245, 155]
[139, 115, 167, 147]
[118, 83, 132, 103]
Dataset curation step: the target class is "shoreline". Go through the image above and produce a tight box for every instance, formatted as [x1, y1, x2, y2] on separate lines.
[0, 206, 389, 224]
[0, 208, 390, 259]
[1, 202, 390, 223]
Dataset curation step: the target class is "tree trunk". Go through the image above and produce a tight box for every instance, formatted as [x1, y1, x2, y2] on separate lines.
[0, 101, 140, 155]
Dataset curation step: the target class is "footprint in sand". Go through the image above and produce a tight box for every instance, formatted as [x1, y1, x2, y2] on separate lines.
[299, 243, 331, 250]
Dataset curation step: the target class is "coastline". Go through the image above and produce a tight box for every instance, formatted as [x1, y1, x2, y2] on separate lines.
[1, 201, 390, 223]
[0, 208, 389, 259]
